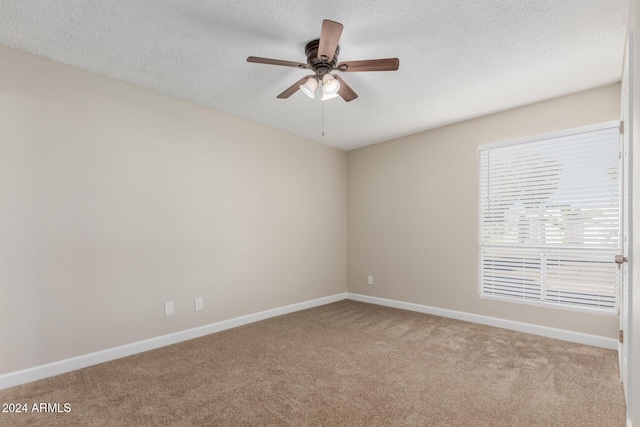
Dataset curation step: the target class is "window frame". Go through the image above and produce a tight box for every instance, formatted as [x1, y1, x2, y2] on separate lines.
[477, 121, 622, 315]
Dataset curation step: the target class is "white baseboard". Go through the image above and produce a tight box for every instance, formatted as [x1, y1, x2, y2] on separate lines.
[1, 291, 618, 391]
[0, 293, 348, 391]
[347, 293, 618, 350]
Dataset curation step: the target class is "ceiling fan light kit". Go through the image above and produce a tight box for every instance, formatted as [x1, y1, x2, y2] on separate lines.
[247, 19, 399, 102]
[321, 91, 339, 101]
[321, 73, 340, 100]
[300, 77, 319, 98]
[299, 74, 341, 100]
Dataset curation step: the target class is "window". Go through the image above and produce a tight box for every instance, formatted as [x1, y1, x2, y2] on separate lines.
[479, 124, 621, 313]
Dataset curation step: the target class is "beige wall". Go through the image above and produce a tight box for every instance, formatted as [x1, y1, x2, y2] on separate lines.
[347, 84, 621, 338]
[0, 45, 347, 375]
[0, 41, 625, 379]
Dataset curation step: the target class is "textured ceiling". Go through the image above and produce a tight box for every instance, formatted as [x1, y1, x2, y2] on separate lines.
[0, 1, 629, 150]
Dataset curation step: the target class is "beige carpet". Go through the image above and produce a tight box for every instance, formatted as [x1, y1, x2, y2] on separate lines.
[0, 300, 626, 426]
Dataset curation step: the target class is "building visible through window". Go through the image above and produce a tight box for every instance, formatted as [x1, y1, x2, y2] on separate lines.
[479, 125, 621, 313]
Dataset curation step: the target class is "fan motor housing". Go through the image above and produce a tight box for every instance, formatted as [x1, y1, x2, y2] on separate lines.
[304, 39, 339, 77]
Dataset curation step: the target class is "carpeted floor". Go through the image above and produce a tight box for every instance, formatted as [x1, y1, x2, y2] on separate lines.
[0, 300, 626, 426]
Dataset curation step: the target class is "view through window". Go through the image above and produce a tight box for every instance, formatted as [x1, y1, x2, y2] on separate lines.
[479, 125, 621, 313]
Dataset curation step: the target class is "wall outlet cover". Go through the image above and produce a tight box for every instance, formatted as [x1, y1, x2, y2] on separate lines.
[164, 301, 174, 316]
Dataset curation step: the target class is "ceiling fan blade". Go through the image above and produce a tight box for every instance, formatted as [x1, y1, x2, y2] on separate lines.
[318, 20, 343, 61]
[277, 75, 315, 99]
[333, 75, 358, 102]
[247, 56, 309, 69]
[336, 58, 399, 72]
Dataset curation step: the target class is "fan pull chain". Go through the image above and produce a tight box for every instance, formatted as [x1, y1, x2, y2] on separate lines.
[322, 100, 325, 137]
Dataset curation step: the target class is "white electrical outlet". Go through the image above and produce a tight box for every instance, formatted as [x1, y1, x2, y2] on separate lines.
[367, 275, 374, 285]
[164, 301, 174, 316]
[195, 297, 204, 311]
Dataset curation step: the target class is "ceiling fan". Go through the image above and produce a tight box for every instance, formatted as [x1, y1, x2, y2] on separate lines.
[247, 19, 399, 102]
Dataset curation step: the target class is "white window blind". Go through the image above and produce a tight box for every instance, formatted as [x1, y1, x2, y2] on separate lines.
[479, 126, 621, 313]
